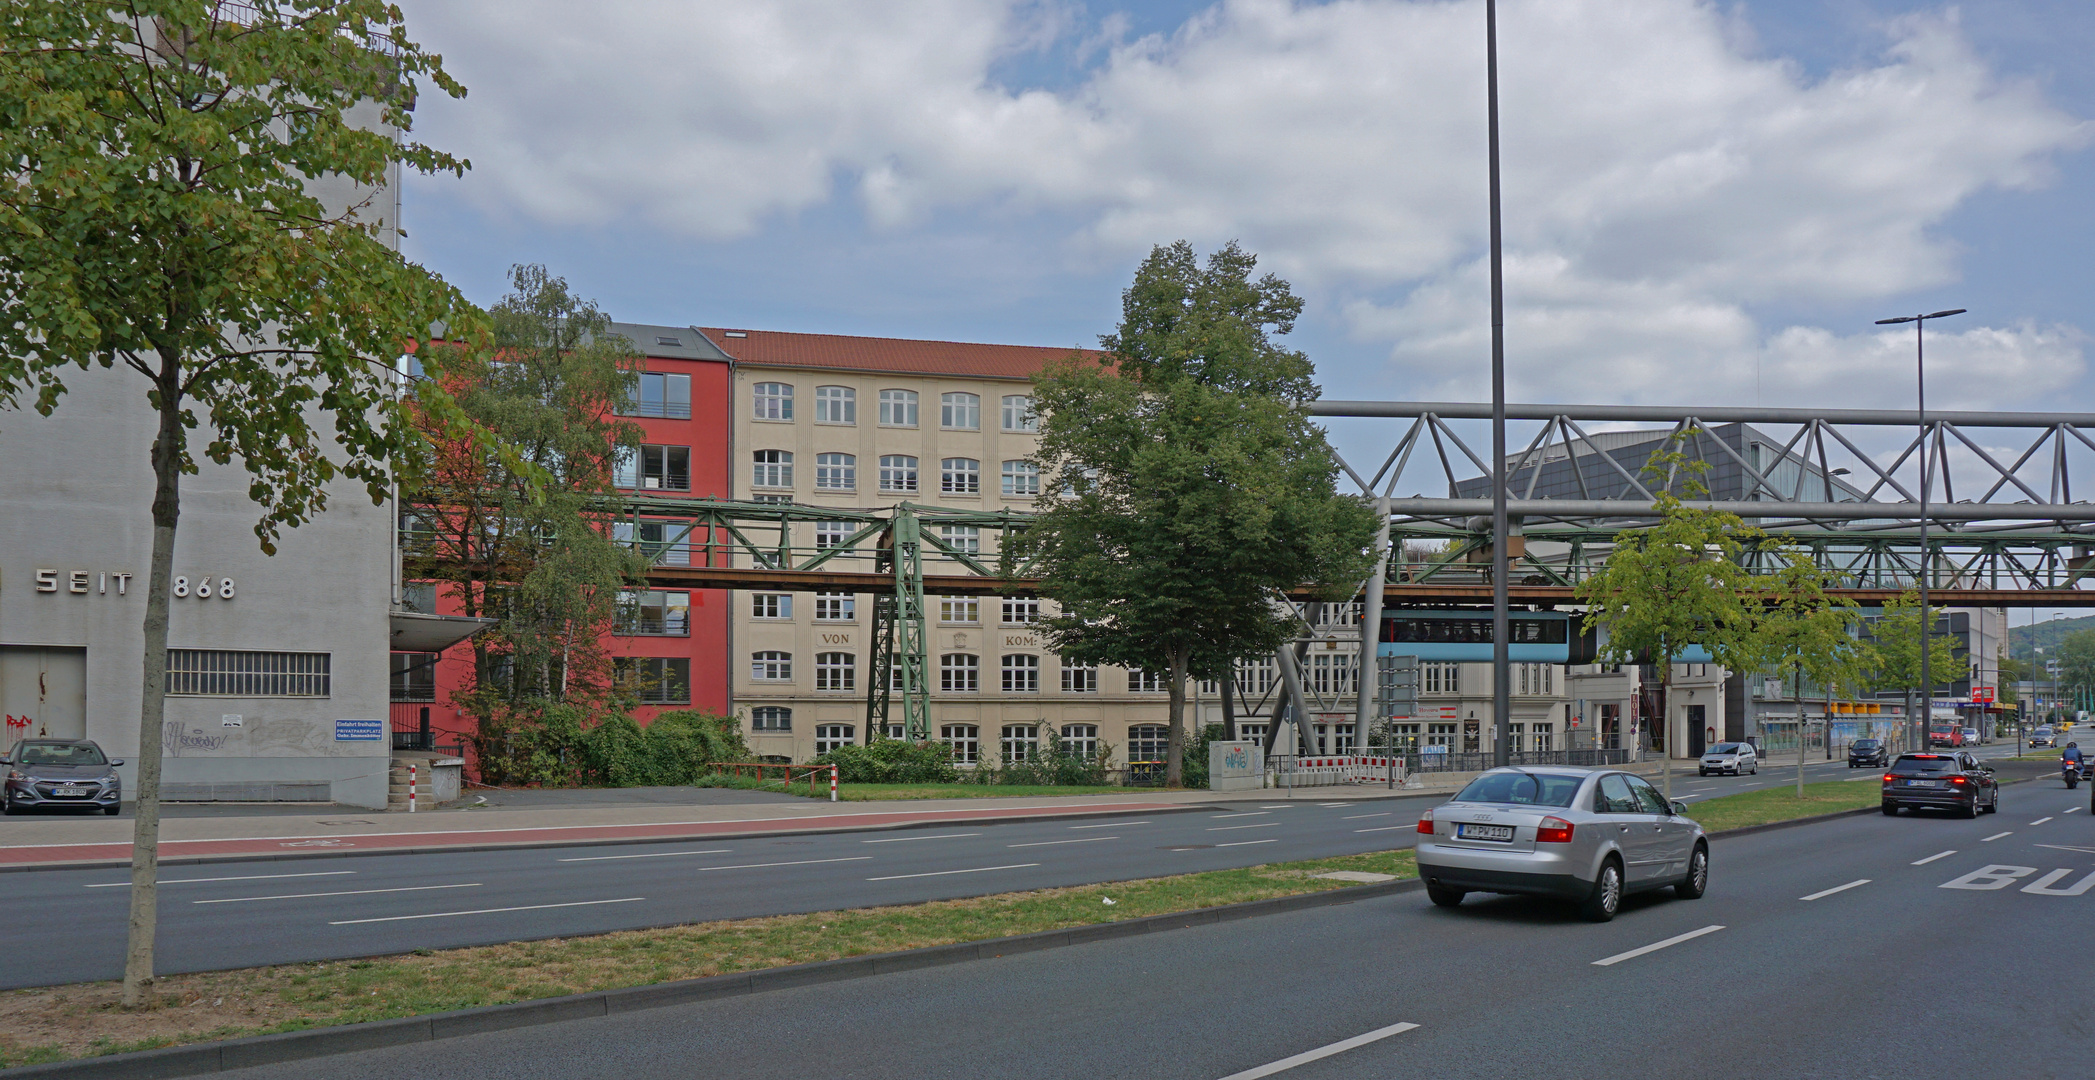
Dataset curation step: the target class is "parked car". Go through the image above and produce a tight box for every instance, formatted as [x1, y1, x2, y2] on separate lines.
[1962, 727, 1982, 746]
[1847, 739, 1890, 768]
[2031, 727, 2056, 748]
[1881, 752, 1997, 818]
[1698, 742, 1757, 776]
[1415, 767, 1708, 923]
[2, 739, 123, 815]
[1929, 727, 1965, 748]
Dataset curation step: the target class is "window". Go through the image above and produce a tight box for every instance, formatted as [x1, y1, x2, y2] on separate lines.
[815, 520, 854, 550]
[617, 589, 691, 635]
[1517, 664, 1555, 696]
[1237, 722, 1269, 745]
[617, 444, 691, 490]
[752, 449, 793, 489]
[1530, 723, 1555, 752]
[1625, 775, 1671, 815]
[1001, 724, 1039, 762]
[940, 596, 979, 623]
[941, 392, 980, 430]
[751, 593, 792, 619]
[615, 657, 691, 704]
[1001, 395, 1037, 432]
[1595, 773, 1639, 813]
[750, 493, 793, 505]
[1423, 662, 1460, 694]
[1060, 724, 1099, 758]
[623, 371, 692, 419]
[390, 652, 437, 702]
[815, 591, 856, 621]
[750, 651, 792, 681]
[753, 382, 793, 420]
[940, 525, 980, 554]
[941, 653, 979, 692]
[1129, 668, 1169, 693]
[814, 453, 856, 490]
[1002, 597, 1039, 624]
[614, 521, 691, 566]
[1330, 723, 1356, 753]
[1235, 658, 1279, 697]
[815, 724, 855, 754]
[1455, 771, 1582, 807]
[879, 455, 919, 492]
[1127, 724, 1170, 763]
[942, 724, 980, 764]
[750, 706, 792, 732]
[1001, 460, 1039, 496]
[1002, 654, 1039, 693]
[167, 650, 330, 697]
[941, 458, 980, 494]
[1061, 660, 1097, 693]
[881, 723, 906, 741]
[1309, 654, 1356, 697]
[815, 385, 856, 424]
[878, 388, 918, 426]
[815, 652, 856, 691]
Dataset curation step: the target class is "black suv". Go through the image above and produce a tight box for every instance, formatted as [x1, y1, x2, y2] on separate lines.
[1882, 752, 1997, 818]
[1848, 739, 1890, 768]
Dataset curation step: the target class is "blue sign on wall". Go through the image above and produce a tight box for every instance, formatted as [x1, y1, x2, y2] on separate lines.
[334, 718, 384, 741]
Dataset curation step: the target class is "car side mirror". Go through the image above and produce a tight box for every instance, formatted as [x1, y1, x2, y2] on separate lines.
[110, 760, 124, 767]
[1670, 800, 1688, 815]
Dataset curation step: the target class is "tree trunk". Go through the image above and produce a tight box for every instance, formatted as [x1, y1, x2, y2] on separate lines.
[1164, 648, 1189, 787]
[123, 362, 185, 1009]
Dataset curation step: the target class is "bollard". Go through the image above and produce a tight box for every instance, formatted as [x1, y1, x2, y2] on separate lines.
[408, 762, 417, 813]
[831, 764, 839, 803]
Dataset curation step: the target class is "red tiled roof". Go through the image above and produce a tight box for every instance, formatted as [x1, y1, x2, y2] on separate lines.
[698, 327, 1101, 380]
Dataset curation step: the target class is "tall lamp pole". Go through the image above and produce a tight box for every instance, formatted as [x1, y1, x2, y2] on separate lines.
[1876, 308, 1963, 756]
[1486, 0, 1511, 769]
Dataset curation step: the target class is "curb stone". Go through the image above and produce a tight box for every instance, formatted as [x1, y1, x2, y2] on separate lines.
[0, 878, 1422, 1079]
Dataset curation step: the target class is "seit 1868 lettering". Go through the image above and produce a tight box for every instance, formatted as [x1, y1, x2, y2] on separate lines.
[32, 569, 235, 598]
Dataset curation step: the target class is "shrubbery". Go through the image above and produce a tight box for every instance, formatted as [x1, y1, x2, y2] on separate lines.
[810, 738, 959, 783]
[469, 704, 748, 787]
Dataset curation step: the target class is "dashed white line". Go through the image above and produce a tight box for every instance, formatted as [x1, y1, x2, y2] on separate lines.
[1981, 831, 2013, 842]
[1318, 803, 1352, 808]
[859, 833, 980, 844]
[1216, 839, 1280, 848]
[867, 863, 1038, 882]
[558, 849, 733, 863]
[1258, 805, 1294, 809]
[701, 857, 872, 871]
[1354, 826, 1412, 833]
[197, 883, 480, 905]
[2066, 807, 2082, 814]
[331, 898, 645, 925]
[1009, 836, 1117, 848]
[1213, 1021, 1420, 1080]
[1209, 822, 1282, 832]
[1591, 925, 1726, 967]
[1212, 812, 1270, 819]
[86, 871, 355, 888]
[2029, 817, 2054, 826]
[1070, 821, 1146, 829]
[1343, 813, 1392, 820]
[1800, 879, 1871, 901]
[1911, 850, 1958, 866]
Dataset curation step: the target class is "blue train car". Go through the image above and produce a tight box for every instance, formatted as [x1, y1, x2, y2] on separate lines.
[1377, 609, 1601, 664]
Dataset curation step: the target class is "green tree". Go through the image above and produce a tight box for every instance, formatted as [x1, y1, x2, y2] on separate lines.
[402, 265, 647, 782]
[0, 1, 480, 1005]
[2054, 627, 2095, 706]
[1857, 591, 1964, 746]
[1755, 546, 1866, 794]
[1576, 444, 1763, 803]
[1011, 242, 1377, 786]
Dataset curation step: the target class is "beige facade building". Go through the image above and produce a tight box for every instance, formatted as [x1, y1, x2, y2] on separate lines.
[704, 328, 1184, 767]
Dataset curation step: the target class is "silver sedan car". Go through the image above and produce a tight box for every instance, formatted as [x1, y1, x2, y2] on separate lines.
[1414, 767, 1709, 922]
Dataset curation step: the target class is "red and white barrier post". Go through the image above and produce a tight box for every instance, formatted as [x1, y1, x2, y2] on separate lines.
[830, 764, 839, 803]
[408, 762, 418, 813]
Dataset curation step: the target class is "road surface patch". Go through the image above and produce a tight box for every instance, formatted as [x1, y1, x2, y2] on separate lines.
[196, 883, 480, 904]
[557, 848, 732, 863]
[1009, 837, 1116, 848]
[1354, 826, 1410, 833]
[1217, 840, 1279, 848]
[866, 863, 1039, 881]
[1214, 1021, 1420, 1080]
[1212, 812, 1270, 819]
[1590, 925, 1726, 967]
[1209, 823, 1282, 831]
[1799, 879, 1870, 901]
[858, 833, 980, 844]
[84, 870, 354, 888]
[1069, 821, 1143, 829]
[1342, 813, 1391, 820]
[698, 857, 871, 871]
[330, 898, 646, 925]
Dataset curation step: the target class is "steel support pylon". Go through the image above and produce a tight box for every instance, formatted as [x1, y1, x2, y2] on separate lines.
[891, 506, 932, 740]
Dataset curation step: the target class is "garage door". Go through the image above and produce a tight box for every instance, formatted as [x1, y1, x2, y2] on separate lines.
[0, 646, 87, 746]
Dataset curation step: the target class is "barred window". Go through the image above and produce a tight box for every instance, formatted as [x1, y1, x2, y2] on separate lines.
[1001, 395, 1037, 433]
[751, 651, 792, 681]
[814, 453, 856, 490]
[615, 657, 690, 704]
[1001, 460, 1039, 496]
[815, 724, 855, 754]
[941, 392, 980, 430]
[815, 385, 856, 424]
[750, 706, 792, 732]
[1060, 724, 1098, 758]
[815, 652, 856, 691]
[814, 591, 856, 621]
[1001, 724, 1039, 762]
[1061, 660, 1097, 693]
[942, 723, 980, 764]
[753, 382, 793, 420]
[879, 389, 918, 427]
[879, 455, 919, 492]
[941, 653, 979, 693]
[167, 650, 331, 697]
[1002, 654, 1039, 693]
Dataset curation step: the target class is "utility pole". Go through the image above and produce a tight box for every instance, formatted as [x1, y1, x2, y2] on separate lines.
[1485, 0, 1511, 770]
[1875, 308, 1964, 761]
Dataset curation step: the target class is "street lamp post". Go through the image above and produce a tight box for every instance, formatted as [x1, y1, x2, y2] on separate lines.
[1485, 0, 1512, 772]
[1875, 308, 1965, 758]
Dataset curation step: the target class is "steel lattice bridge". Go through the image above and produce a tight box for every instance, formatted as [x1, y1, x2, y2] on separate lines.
[415, 401, 2095, 740]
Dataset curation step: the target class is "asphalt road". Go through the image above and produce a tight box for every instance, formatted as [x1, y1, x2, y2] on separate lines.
[216, 782, 2095, 1080]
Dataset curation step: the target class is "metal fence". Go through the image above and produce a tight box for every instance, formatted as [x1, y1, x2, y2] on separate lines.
[1406, 748, 1637, 773]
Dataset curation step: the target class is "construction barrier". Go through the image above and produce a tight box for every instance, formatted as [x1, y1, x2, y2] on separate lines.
[1269, 755, 1411, 789]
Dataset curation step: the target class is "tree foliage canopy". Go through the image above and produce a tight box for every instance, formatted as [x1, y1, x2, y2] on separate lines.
[1858, 591, 1965, 697]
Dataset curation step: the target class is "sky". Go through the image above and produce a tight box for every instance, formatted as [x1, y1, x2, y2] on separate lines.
[392, 0, 2095, 420]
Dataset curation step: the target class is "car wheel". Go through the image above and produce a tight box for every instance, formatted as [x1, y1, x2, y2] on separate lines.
[1963, 797, 1981, 820]
[1675, 844, 1709, 900]
[1580, 859, 1623, 923]
[103, 804, 120, 816]
[1881, 801, 1898, 816]
[0, 796, 16, 817]
[1698, 769, 1708, 777]
[1425, 881, 1466, 908]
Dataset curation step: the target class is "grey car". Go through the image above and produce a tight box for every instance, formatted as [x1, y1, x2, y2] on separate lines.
[2, 739, 123, 815]
[1699, 742, 1757, 776]
[1415, 767, 1709, 922]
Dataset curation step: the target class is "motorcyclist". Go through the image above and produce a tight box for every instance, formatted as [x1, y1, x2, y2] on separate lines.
[2066, 741, 2085, 781]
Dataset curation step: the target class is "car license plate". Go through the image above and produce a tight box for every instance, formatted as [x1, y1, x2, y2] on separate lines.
[51, 785, 85, 797]
[1901, 779, 1939, 787]
[1457, 823, 1514, 841]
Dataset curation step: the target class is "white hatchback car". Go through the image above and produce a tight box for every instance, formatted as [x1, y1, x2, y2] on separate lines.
[1698, 742, 1757, 776]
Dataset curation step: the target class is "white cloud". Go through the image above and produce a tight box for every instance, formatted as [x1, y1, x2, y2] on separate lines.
[398, 0, 2089, 403]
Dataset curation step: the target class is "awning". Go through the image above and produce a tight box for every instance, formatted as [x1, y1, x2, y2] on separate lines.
[390, 611, 497, 652]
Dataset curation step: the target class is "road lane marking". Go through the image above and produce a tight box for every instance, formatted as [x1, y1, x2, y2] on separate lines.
[331, 898, 645, 925]
[1209, 822, 1282, 832]
[1354, 826, 1411, 833]
[2034, 843, 2095, 855]
[1213, 1020, 1419, 1080]
[701, 857, 872, 871]
[2066, 807, 2082, 814]
[859, 833, 980, 844]
[1216, 839, 1280, 848]
[1911, 850, 1958, 866]
[1591, 925, 1726, 967]
[1009, 836, 1117, 848]
[1343, 813, 1392, 820]
[1070, 821, 1146, 829]
[867, 863, 1038, 881]
[2029, 817, 2054, 825]
[85, 871, 355, 888]
[197, 883, 481, 904]
[1212, 812, 1270, 819]
[1982, 831, 2013, 842]
[557, 849, 733, 863]
[1319, 803, 1352, 808]
[1800, 879, 1871, 901]
[1259, 805, 1294, 809]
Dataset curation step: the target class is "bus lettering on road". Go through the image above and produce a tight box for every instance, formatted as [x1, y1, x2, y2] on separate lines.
[1940, 864, 2095, 895]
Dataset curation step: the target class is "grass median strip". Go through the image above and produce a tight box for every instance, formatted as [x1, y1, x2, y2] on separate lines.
[0, 849, 1415, 1069]
[1682, 778, 1884, 833]
[700, 777, 1139, 801]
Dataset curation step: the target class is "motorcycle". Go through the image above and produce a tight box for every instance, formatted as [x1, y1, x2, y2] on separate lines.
[2067, 758, 2090, 789]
